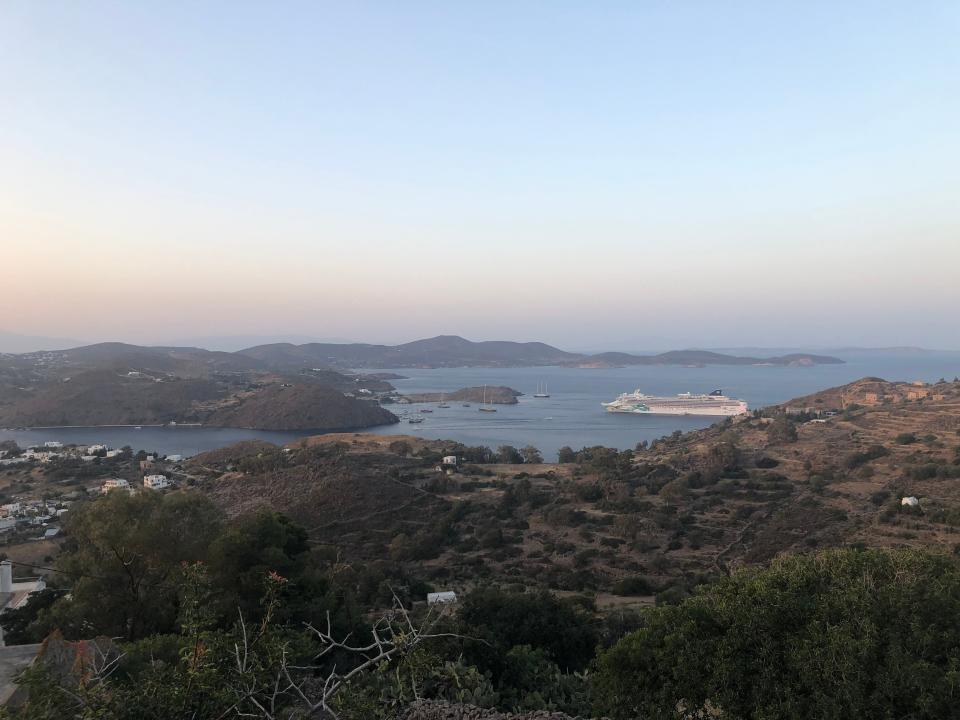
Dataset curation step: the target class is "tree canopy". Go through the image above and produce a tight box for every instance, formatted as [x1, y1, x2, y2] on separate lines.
[594, 548, 960, 719]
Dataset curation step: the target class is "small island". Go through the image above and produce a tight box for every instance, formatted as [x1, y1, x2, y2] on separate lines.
[401, 386, 521, 405]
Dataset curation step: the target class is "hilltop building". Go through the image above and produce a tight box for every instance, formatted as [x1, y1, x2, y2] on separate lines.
[143, 474, 170, 490]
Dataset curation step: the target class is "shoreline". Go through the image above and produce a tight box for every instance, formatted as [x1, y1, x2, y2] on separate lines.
[2, 423, 198, 430]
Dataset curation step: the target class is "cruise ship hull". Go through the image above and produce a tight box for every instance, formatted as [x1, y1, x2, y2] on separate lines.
[603, 404, 746, 417]
[602, 389, 749, 417]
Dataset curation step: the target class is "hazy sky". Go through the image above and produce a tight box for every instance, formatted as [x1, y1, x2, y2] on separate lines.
[2, 2, 958, 350]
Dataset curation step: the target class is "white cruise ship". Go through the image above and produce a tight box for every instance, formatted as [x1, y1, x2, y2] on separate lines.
[602, 389, 748, 417]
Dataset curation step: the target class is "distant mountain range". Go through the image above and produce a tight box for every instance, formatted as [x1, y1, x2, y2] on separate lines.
[0, 331, 85, 354]
[0, 336, 845, 430]
[238, 335, 845, 369]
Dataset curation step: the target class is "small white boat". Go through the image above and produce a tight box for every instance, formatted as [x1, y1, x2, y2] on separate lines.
[533, 381, 550, 398]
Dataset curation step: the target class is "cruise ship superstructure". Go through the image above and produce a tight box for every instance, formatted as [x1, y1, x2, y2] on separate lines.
[602, 389, 748, 417]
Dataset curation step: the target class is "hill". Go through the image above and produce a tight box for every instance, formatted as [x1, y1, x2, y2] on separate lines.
[204, 383, 397, 431]
[402, 386, 522, 404]
[30, 342, 266, 377]
[188, 377, 960, 603]
[583, 349, 844, 367]
[0, 345, 398, 431]
[239, 335, 581, 369]
[241, 336, 843, 369]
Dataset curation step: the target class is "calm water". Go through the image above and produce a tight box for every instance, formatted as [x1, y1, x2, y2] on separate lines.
[2, 351, 958, 461]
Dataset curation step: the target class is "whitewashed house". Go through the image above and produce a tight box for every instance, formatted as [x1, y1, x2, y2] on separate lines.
[102, 478, 130, 493]
[143, 474, 170, 490]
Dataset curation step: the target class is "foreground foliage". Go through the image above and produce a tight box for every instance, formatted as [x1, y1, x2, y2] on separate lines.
[594, 548, 960, 719]
[8, 490, 960, 719]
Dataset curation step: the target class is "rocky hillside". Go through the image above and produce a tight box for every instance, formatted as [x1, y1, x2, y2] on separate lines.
[188, 378, 960, 605]
[204, 383, 397, 431]
[0, 370, 223, 426]
[194, 434, 444, 536]
[0, 344, 397, 431]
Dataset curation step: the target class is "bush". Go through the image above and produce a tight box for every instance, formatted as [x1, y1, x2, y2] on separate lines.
[611, 576, 653, 596]
[844, 444, 890, 469]
[594, 548, 960, 720]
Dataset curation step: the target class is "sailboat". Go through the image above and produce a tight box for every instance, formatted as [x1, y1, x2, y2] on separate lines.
[438, 391, 450, 409]
[533, 381, 550, 398]
[478, 384, 497, 412]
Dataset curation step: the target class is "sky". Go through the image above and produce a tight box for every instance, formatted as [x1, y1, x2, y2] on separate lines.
[2, 1, 958, 351]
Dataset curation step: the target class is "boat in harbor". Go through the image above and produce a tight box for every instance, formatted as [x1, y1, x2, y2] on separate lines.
[602, 389, 748, 416]
[533, 381, 550, 398]
[478, 385, 497, 412]
[438, 392, 450, 408]
[408, 417, 424, 424]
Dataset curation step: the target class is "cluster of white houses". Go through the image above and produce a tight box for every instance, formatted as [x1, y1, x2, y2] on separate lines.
[0, 442, 186, 469]
[0, 441, 123, 467]
[102, 473, 171, 493]
[0, 499, 68, 535]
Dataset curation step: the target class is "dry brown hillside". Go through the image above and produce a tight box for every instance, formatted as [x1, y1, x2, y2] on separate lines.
[189, 378, 960, 604]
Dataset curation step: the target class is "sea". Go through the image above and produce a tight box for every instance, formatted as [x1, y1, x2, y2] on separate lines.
[2, 351, 958, 462]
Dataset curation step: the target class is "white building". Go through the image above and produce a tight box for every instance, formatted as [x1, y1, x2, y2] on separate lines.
[143, 474, 170, 490]
[44, 441, 63, 449]
[0, 560, 46, 646]
[87, 444, 108, 455]
[442, 456, 459, 466]
[427, 591, 458, 605]
[102, 478, 130, 493]
[165, 454, 183, 463]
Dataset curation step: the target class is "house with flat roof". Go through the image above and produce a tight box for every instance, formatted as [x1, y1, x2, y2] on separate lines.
[143, 474, 170, 490]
